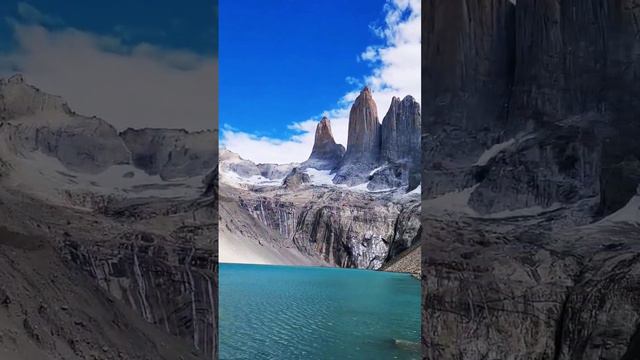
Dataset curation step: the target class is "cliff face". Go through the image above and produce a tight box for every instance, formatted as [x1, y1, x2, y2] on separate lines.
[343, 87, 381, 164]
[423, 1, 640, 359]
[0, 76, 217, 359]
[376, 96, 422, 191]
[381, 96, 421, 166]
[219, 181, 421, 271]
[0, 224, 208, 360]
[334, 87, 382, 185]
[219, 150, 421, 272]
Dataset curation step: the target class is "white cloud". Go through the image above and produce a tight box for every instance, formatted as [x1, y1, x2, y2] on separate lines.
[222, 0, 420, 164]
[0, 20, 217, 131]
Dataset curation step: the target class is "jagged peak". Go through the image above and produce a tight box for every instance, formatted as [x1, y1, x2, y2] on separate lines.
[351, 86, 378, 117]
[0, 74, 72, 117]
[7, 74, 25, 84]
[315, 116, 335, 142]
[402, 95, 417, 104]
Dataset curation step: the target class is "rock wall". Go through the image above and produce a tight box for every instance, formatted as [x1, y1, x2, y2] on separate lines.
[334, 87, 382, 185]
[227, 185, 420, 270]
[62, 239, 217, 356]
[380, 96, 421, 190]
[422, 0, 640, 359]
[120, 128, 217, 181]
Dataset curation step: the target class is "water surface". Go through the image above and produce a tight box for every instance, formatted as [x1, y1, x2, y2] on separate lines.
[219, 263, 420, 359]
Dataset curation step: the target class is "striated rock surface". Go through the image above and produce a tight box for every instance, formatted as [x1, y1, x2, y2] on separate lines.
[334, 87, 381, 185]
[422, 1, 640, 359]
[370, 96, 422, 191]
[0, 225, 207, 360]
[381, 96, 421, 166]
[219, 150, 421, 272]
[301, 117, 345, 170]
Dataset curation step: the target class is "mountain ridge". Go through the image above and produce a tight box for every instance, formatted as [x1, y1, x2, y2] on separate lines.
[0, 74, 218, 359]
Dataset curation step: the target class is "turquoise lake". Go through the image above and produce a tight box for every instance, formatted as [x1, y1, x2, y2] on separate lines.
[219, 263, 421, 360]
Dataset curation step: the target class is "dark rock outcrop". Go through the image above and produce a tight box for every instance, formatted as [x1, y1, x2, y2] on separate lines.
[423, 0, 640, 359]
[301, 117, 345, 170]
[120, 128, 216, 181]
[282, 167, 310, 189]
[257, 163, 297, 179]
[381, 96, 421, 166]
[370, 96, 422, 191]
[331, 87, 422, 191]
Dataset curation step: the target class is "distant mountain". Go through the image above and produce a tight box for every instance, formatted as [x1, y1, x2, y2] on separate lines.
[218, 87, 422, 273]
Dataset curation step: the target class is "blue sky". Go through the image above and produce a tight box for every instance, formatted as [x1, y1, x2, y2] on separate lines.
[220, 0, 421, 164]
[0, 1, 217, 130]
[0, 1, 216, 55]
[220, 0, 386, 140]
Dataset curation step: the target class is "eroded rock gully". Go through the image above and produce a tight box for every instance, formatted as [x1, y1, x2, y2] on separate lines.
[220, 183, 421, 271]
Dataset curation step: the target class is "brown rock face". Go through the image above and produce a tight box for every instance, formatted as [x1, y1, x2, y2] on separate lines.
[302, 117, 345, 170]
[342, 87, 381, 165]
[334, 87, 381, 185]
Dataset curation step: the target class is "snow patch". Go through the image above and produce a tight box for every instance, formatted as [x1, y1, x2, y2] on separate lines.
[474, 138, 516, 166]
[4, 151, 205, 206]
[598, 195, 640, 225]
[220, 168, 283, 188]
[369, 165, 386, 176]
[303, 168, 398, 193]
[406, 185, 421, 196]
[304, 168, 336, 186]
